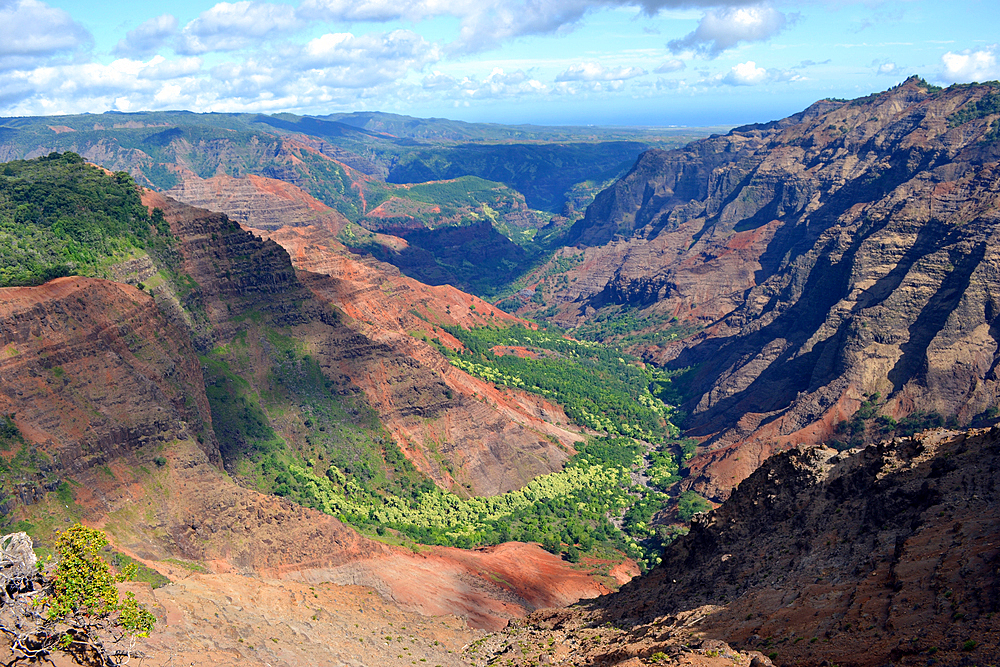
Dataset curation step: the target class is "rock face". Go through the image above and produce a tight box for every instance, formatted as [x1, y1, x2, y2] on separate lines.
[0, 189, 606, 636]
[138, 190, 576, 496]
[533, 78, 1000, 499]
[255, 221, 583, 496]
[487, 426, 1000, 667]
[166, 173, 352, 232]
[0, 277, 219, 469]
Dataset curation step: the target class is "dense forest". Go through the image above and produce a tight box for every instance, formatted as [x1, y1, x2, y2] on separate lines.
[0, 152, 173, 287]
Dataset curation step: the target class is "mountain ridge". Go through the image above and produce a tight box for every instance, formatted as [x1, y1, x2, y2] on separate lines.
[514, 77, 1000, 500]
[475, 424, 1000, 666]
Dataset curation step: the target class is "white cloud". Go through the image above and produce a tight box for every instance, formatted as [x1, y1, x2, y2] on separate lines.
[721, 60, 767, 85]
[139, 55, 203, 80]
[876, 61, 898, 76]
[709, 59, 801, 86]
[476, 67, 548, 97]
[941, 46, 1000, 83]
[668, 4, 790, 58]
[301, 30, 438, 87]
[177, 1, 302, 55]
[421, 67, 549, 99]
[301, 0, 770, 55]
[113, 14, 177, 57]
[555, 62, 646, 82]
[298, 0, 427, 22]
[654, 77, 683, 90]
[654, 58, 685, 73]
[0, 0, 90, 57]
[422, 71, 457, 90]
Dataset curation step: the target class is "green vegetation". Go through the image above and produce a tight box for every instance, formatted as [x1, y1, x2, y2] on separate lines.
[829, 392, 958, 450]
[396, 176, 507, 207]
[202, 326, 434, 512]
[0, 152, 173, 287]
[0, 444, 59, 513]
[571, 306, 704, 350]
[0, 526, 156, 664]
[676, 491, 712, 521]
[949, 86, 1000, 143]
[949, 88, 1000, 126]
[48, 524, 156, 644]
[387, 141, 653, 213]
[108, 551, 171, 589]
[0, 413, 24, 451]
[437, 325, 673, 441]
[200, 319, 696, 570]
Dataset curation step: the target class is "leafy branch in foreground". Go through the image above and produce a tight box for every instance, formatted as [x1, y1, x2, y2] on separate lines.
[0, 525, 155, 666]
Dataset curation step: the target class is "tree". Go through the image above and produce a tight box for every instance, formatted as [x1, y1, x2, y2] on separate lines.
[0, 525, 156, 665]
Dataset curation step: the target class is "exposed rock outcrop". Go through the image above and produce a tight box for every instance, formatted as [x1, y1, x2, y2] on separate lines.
[485, 426, 1000, 666]
[531, 78, 1000, 499]
[256, 221, 583, 496]
[0, 277, 218, 469]
[166, 173, 352, 232]
[140, 191, 576, 496]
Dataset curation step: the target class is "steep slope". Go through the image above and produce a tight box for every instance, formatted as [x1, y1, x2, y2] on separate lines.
[0, 110, 718, 297]
[481, 426, 1000, 667]
[0, 162, 613, 639]
[140, 190, 575, 497]
[164, 173, 352, 232]
[254, 221, 584, 495]
[162, 169, 542, 294]
[0, 276, 217, 477]
[524, 78, 1000, 499]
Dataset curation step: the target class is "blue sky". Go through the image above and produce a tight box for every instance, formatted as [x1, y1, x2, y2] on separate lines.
[1, 0, 998, 126]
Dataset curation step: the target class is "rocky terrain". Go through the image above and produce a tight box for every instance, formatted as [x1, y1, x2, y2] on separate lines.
[4, 82, 1000, 667]
[258, 221, 586, 495]
[139, 189, 579, 496]
[0, 182, 613, 660]
[0, 111, 693, 294]
[478, 425, 1000, 667]
[0, 273, 600, 632]
[515, 78, 1000, 500]
[165, 173, 353, 232]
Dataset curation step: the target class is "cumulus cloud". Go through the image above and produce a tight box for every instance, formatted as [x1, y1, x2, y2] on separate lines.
[555, 62, 646, 82]
[721, 60, 767, 85]
[875, 60, 898, 76]
[300, 30, 438, 87]
[654, 58, 685, 73]
[298, 0, 590, 52]
[0, 0, 90, 57]
[177, 1, 302, 55]
[139, 55, 203, 80]
[476, 67, 547, 97]
[668, 4, 790, 58]
[298, 0, 427, 22]
[710, 59, 800, 86]
[113, 14, 177, 57]
[941, 46, 1000, 82]
[417, 67, 548, 99]
[422, 71, 458, 91]
[302, 0, 770, 55]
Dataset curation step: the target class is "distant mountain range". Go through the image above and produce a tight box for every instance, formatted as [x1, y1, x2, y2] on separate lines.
[0, 110, 715, 296]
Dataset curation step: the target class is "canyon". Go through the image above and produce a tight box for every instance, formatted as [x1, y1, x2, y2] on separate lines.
[1, 80, 1000, 666]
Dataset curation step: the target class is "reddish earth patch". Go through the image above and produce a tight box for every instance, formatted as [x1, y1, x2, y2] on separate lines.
[289, 542, 613, 630]
[165, 173, 351, 232]
[490, 345, 540, 359]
